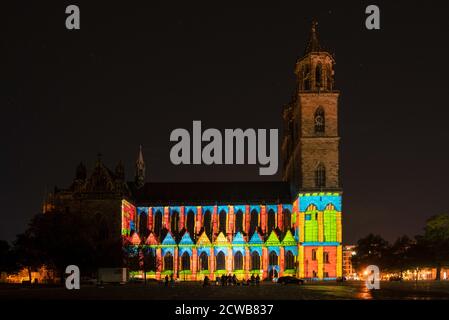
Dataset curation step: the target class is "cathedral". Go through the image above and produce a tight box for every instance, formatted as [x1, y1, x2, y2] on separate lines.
[45, 21, 342, 281]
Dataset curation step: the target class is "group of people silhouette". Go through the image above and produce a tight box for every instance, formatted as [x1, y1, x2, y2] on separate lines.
[202, 274, 260, 287]
[163, 273, 261, 287]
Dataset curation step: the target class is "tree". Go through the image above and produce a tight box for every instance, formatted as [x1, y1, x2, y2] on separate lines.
[386, 235, 414, 277]
[13, 231, 42, 282]
[422, 214, 449, 280]
[10, 211, 124, 284]
[352, 234, 389, 273]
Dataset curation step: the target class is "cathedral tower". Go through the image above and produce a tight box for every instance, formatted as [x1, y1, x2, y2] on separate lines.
[135, 145, 146, 188]
[282, 20, 340, 195]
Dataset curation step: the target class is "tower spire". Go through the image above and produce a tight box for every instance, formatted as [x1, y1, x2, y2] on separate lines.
[304, 19, 321, 54]
[135, 145, 146, 188]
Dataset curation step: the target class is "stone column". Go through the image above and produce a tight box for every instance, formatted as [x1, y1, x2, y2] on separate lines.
[212, 206, 218, 238]
[209, 247, 215, 280]
[156, 247, 162, 280]
[298, 245, 304, 278]
[192, 247, 197, 281]
[226, 247, 233, 274]
[179, 206, 185, 231]
[277, 204, 283, 231]
[318, 211, 324, 242]
[262, 247, 268, 279]
[244, 247, 250, 280]
[228, 205, 234, 239]
[174, 247, 179, 279]
[279, 247, 285, 277]
[336, 245, 342, 278]
[299, 212, 305, 243]
[148, 207, 153, 232]
[317, 246, 324, 279]
[260, 205, 267, 234]
[164, 207, 170, 231]
[196, 206, 202, 235]
[245, 205, 250, 238]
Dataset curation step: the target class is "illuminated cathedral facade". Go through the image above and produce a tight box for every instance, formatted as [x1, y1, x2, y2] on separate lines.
[121, 21, 343, 281]
[44, 21, 342, 281]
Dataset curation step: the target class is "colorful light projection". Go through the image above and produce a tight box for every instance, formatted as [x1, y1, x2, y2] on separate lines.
[121, 199, 136, 236]
[122, 192, 342, 281]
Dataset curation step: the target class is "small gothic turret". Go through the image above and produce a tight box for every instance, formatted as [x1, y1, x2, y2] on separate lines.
[135, 145, 146, 188]
[115, 161, 125, 180]
[75, 162, 87, 181]
[296, 20, 335, 92]
[304, 19, 321, 54]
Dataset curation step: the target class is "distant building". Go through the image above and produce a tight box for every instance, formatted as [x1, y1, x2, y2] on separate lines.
[44, 20, 343, 281]
[342, 245, 356, 279]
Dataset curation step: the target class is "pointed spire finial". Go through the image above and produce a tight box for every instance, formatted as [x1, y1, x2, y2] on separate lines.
[305, 18, 321, 54]
[135, 145, 146, 188]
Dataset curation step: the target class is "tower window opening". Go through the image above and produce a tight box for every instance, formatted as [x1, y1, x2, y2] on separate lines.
[315, 63, 322, 88]
[315, 162, 326, 188]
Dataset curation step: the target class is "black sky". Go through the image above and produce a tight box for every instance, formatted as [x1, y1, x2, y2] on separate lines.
[1, 0, 448, 244]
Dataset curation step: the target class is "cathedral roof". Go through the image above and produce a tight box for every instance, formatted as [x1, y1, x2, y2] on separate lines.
[130, 181, 292, 206]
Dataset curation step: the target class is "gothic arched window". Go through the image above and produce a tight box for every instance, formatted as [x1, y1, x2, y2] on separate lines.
[285, 251, 295, 270]
[199, 252, 208, 271]
[269, 251, 278, 266]
[219, 210, 227, 234]
[145, 248, 156, 271]
[234, 251, 243, 270]
[235, 210, 243, 233]
[138, 213, 148, 238]
[170, 211, 179, 235]
[315, 63, 322, 87]
[186, 210, 195, 237]
[203, 210, 212, 239]
[312, 249, 317, 261]
[164, 252, 173, 271]
[153, 210, 163, 239]
[283, 209, 292, 231]
[249, 210, 258, 236]
[181, 251, 190, 270]
[314, 107, 325, 134]
[303, 65, 311, 90]
[267, 209, 276, 232]
[216, 251, 226, 270]
[251, 251, 260, 270]
[323, 251, 330, 264]
[315, 163, 326, 188]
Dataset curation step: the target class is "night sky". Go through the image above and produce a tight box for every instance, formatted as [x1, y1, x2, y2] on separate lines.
[1, 1, 448, 244]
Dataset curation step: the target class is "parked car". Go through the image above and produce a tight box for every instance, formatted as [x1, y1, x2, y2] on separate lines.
[277, 276, 305, 285]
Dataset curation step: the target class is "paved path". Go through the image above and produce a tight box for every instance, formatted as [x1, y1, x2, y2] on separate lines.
[1, 281, 449, 300]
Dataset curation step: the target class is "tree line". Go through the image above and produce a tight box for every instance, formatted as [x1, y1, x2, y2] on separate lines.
[1, 212, 448, 282]
[352, 213, 449, 280]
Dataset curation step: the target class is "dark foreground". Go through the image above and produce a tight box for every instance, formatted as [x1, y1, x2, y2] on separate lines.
[1, 281, 449, 300]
